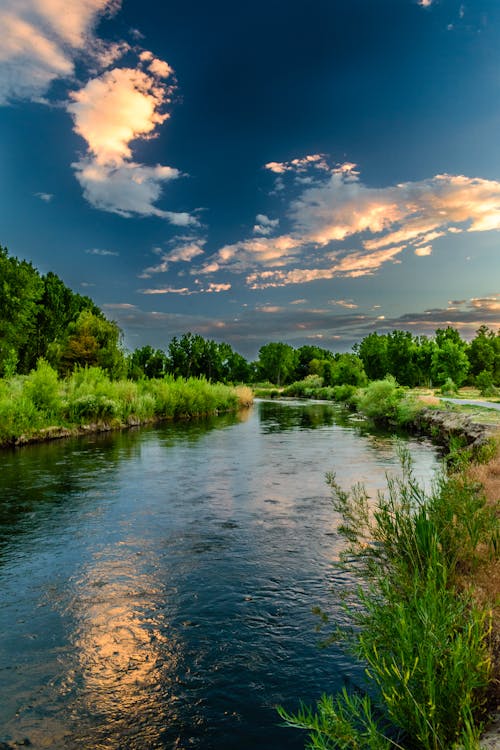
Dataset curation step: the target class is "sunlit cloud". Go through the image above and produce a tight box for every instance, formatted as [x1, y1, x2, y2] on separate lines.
[264, 154, 330, 174]
[34, 192, 53, 202]
[139, 240, 206, 278]
[195, 162, 500, 290]
[67, 62, 197, 222]
[253, 214, 280, 236]
[0, 0, 118, 103]
[139, 280, 231, 295]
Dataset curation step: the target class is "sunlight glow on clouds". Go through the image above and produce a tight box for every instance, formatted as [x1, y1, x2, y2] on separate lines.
[0, 0, 118, 103]
[195, 162, 500, 290]
[68, 62, 196, 221]
[139, 240, 206, 278]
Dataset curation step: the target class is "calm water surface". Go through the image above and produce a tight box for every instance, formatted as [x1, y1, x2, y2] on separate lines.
[0, 400, 440, 749]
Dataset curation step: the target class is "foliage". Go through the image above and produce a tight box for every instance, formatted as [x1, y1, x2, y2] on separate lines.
[280, 454, 495, 749]
[0, 367, 248, 446]
[355, 377, 403, 423]
[166, 332, 252, 383]
[257, 342, 297, 386]
[431, 340, 469, 387]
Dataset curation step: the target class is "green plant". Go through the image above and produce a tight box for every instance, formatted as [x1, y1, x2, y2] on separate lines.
[280, 452, 494, 749]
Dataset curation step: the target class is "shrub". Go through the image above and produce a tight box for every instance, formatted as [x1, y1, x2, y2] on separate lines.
[280, 453, 494, 749]
[356, 376, 403, 423]
[440, 377, 458, 396]
[23, 358, 61, 415]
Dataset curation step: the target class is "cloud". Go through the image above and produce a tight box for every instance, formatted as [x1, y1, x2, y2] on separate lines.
[68, 67, 170, 165]
[139, 280, 231, 295]
[0, 3, 194, 225]
[139, 240, 206, 277]
[329, 299, 358, 309]
[85, 247, 119, 256]
[264, 154, 330, 174]
[66, 63, 197, 221]
[34, 192, 53, 202]
[253, 214, 280, 236]
[195, 163, 500, 290]
[0, 0, 118, 104]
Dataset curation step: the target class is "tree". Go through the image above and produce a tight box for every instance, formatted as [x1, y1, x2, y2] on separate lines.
[0, 245, 43, 375]
[54, 310, 126, 378]
[431, 339, 469, 387]
[128, 345, 168, 379]
[386, 330, 419, 387]
[257, 342, 297, 386]
[468, 325, 499, 385]
[356, 333, 389, 381]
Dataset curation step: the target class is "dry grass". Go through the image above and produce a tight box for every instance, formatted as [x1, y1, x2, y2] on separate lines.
[235, 385, 254, 408]
[462, 438, 500, 715]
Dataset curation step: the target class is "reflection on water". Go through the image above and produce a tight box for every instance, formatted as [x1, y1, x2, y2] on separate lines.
[0, 401, 439, 749]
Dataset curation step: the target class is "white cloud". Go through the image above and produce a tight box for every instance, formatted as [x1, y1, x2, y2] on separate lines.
[67, 62, 197, 222]
[253, 213, 280, 236]
[0, 0, 118, 103]
[139, 240, 206, 277]
[85, 247, 119, 256]
[73, 158, 183, 218]
[34, 192, 53, 202]
[264, 154, 330, 174]
[197, 164, 500, 289]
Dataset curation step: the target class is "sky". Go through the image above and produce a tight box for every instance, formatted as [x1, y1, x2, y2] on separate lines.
[1, 0, 500, 358]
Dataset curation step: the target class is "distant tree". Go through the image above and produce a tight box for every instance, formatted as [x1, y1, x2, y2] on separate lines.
[431, 339, 469, 387]
[468, 325, 500, 385]
[356, 333, 389, 381]
[331, 353, 367, 386]
[128, 345, 168, 379]
[413, 336, 437, 387]
[257, 342, 297, 386]
[294, 345, 335, 381]
[386, 330, 419, 387]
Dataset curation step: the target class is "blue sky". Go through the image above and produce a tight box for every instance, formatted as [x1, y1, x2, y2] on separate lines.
[1, 0, 499, 357]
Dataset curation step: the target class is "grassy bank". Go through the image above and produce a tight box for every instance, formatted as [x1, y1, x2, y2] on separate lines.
[279, 446, 500, 749]
[0, 359, 253, 447]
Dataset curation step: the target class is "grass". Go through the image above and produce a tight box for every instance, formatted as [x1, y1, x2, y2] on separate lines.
[0, 359, 253, 447]
[278, 447, 499, 749]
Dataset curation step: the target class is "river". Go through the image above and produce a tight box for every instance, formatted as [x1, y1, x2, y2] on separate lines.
[0, 400, 440, 749]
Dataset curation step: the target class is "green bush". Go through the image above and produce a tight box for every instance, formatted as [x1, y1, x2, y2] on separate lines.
[23, 358, 61, 415]
[280, 453, 494, 749]
[355, 376, 403, 423]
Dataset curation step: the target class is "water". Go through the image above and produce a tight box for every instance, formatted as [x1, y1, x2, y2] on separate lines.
[0, 400, 440, 749]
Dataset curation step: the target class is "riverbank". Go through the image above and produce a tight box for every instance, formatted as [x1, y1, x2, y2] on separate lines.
[0, 362, 253, 448]
[280, 439, 500, 749]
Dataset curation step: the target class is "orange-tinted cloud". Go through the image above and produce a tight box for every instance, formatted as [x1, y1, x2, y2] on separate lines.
[0, 0, 118, 103]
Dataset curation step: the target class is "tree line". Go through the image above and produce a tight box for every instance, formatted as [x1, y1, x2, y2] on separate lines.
[0, 245, 498, 390]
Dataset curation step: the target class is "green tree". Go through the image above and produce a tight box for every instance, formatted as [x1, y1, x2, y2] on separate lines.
[54, 310, 125, 378]
[431, 339, 470, 387]
[0, 245, 43, 375]
[257, 342, 297, 386]
[386, 330, 418, 386]
[468, 325, 500, 385]
[356, 333, 389, 381]
[128, 345, 168, 379]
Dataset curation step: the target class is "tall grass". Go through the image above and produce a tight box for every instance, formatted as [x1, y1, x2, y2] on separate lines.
[279, 450, 497, 749]
[0, 359, 251, 446]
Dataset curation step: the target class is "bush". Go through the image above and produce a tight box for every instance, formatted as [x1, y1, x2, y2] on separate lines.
[280, 453, 494, 749]
[440, 377, 458, 396]
[356, 376, 403, 423]
[23, 358, 61, 415]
